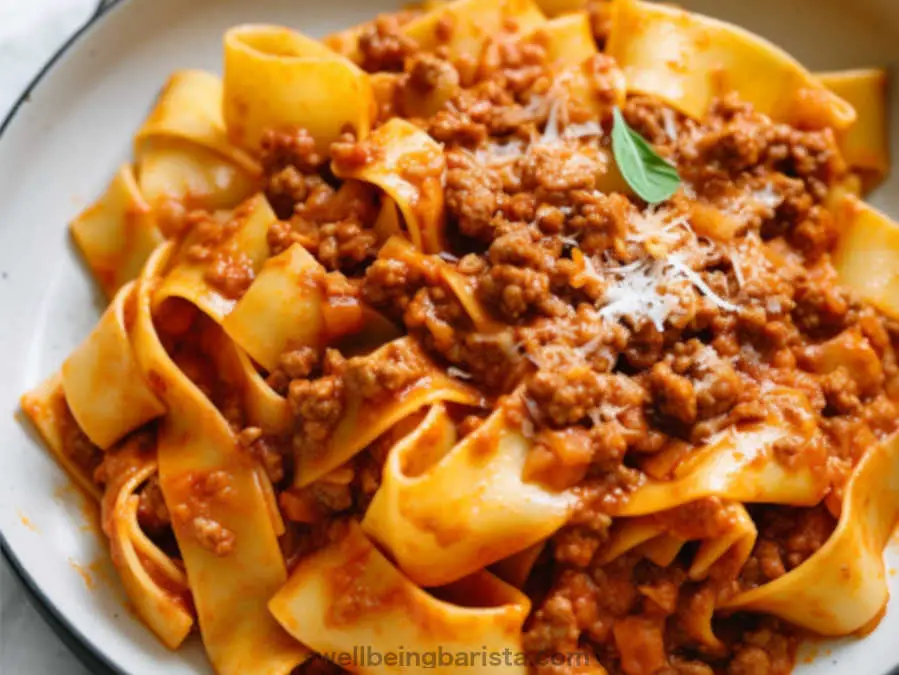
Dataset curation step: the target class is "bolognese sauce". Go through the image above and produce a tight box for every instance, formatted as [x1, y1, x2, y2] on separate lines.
[238, 3, 899, 674]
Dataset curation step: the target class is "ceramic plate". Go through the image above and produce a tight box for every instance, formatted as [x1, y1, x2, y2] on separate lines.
[2, 0, 899, 673]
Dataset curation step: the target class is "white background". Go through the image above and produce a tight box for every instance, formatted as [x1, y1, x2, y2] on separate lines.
[0, 3, 97, 672]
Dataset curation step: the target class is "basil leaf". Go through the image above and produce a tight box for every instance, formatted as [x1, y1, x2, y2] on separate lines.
[611, 107, 682, 204]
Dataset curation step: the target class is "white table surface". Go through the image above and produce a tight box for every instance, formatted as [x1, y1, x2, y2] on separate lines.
[0, 4, 99, 672]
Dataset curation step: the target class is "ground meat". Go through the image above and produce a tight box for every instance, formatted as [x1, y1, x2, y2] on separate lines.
[649, 362, 698, 426]
[288, 350, 347, 454]
[357, 14, 417, 72]
[204, 251, 255, 299]
[190, 516, 236, 557]
[741, 506, 836, 587]
[527, 367, 605, 427]
[238, 427, 286, 485]
[279, 347, 321, 380]
[520, 143, 598, 194]
[479, 263, 558, 320]
[444, 150, 503, 240]
[552, 525, 604, 567]
[343, 339, 426, 400]
[169, 471, 236, 557]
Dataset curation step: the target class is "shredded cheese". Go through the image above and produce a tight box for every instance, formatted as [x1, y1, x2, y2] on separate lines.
[626, 206, 693, 258]
[599, 259, 684, 331]
[667, 254, 739, 313]
[597, 251, 738, 331]
[661, 108, 678, 142]
[564, 121, 603, 140]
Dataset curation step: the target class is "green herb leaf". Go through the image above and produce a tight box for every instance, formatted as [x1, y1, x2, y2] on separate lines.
[611, 107, 682, 204]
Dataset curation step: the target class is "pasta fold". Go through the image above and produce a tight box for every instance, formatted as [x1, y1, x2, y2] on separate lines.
[269, 521, 531, 675]
[100, 439, 194, 649]
[403, 0, 546, 58]
[20, 374, 102, 500]
[526, 12, 597, 69]
[363, 400, 575, 587]
[154, 193, 275, 323]
[61, 282, 165, 449]
[833, 196, 899, 319]
[70, 165, 163, 298]
[294, 338, 484, 488]
[818, 69, 890, 189]
[132, 244, 308, 675]
[607, 0, 856, 129]
[723, 432, 899, 635]
[599, 503, 757, 582]
[223, 25, 374, 153]
[222, 243, 326, 372]
[332, 119, 446, 253]
[615, 388, 828, 516]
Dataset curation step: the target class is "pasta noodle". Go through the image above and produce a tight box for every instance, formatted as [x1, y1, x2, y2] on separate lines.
[269, 521, 532, 675]
[362, 399, 574, 587]
[20, 1, 899, 673]
[606, 0, 856, 128]
[223, 25, 375, 153]
[818, 69, 890, 190]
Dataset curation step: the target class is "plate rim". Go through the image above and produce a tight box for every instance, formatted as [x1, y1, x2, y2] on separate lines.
[0, 0, 125, 671]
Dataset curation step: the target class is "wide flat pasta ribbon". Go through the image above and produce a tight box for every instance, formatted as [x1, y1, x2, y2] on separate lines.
[70, 165, 163, 298]
[269, 521, 531, 675]
[606, 0, 856, 130]
[723, 432, 899, 635]
[833, 195, 899, 319]
[20, 373, 103, 500]
[532, 0, 590, 16]
[132, 243, 308, 675]
[135, 70, 260, 211]
[223, 25, 374, 153]
[135, 70, 260, 176]
[295, 337, 484, 488]
[72, 72, 262, 298]
[362, 399, 575, 587]
[818, 69, 890, 191]
[61, 281, 165, 450]
[332, 119, 446, 253]
[154, 193, 276, 323]
[403, 0, 546, 58]
[598, 502, 757, 582]
[222, 243, 326, 373]
[525, 12, 597, 70]
[100, 439, 194, 649]
[615, 388, 829, 517]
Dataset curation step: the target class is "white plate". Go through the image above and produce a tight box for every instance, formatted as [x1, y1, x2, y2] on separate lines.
[1, 0, 899, 673]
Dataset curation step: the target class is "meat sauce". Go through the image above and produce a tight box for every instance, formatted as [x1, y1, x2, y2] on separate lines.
[111, 3, 899, 673]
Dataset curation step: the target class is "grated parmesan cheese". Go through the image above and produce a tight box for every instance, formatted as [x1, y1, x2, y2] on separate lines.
[564, 120, 603, 140]
[667, 254, 739, 313]
[661, 108, 678, 142]
[599, 259, 684, 332]
[723, 182, 784, 226]
[626, 206, 692, 252]
[540, 95, 565, 145]
[730, 249, 746, 288]
[597, 251, 739, 331]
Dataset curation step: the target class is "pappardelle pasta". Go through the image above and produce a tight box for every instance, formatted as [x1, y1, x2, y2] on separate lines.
[21, 1, 898, 673]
